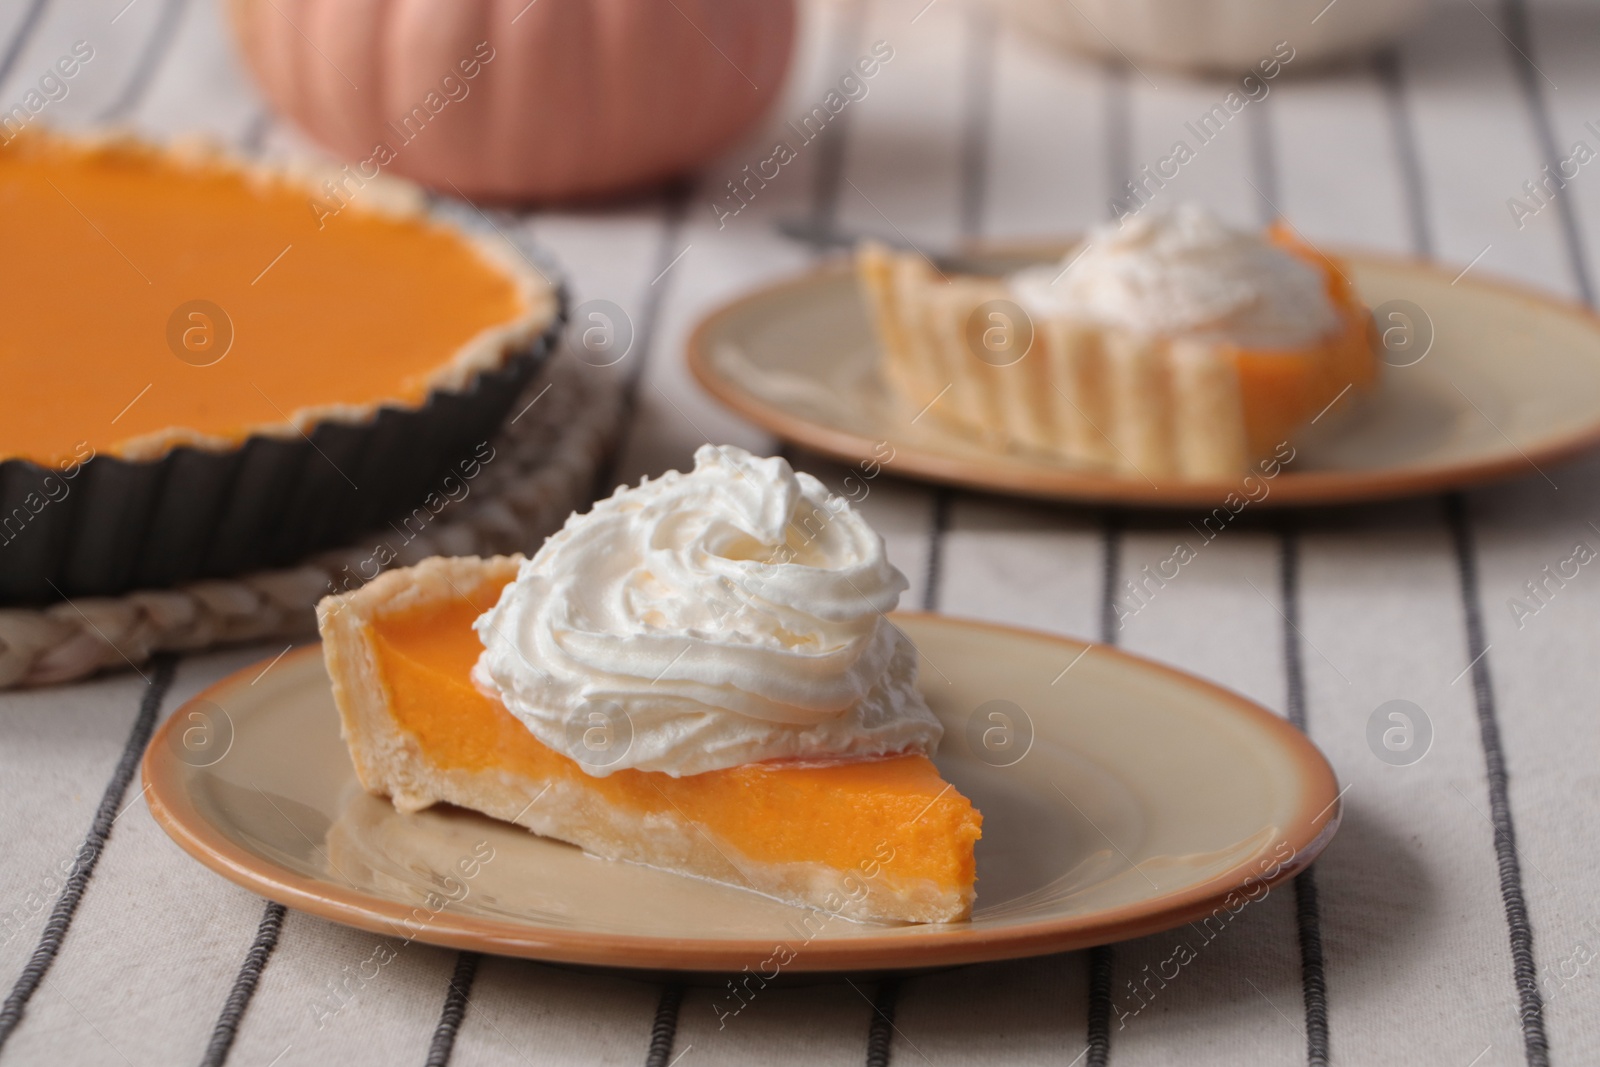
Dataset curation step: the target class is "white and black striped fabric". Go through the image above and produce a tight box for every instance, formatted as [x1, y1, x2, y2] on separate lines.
[2, 0, 1597, 1064]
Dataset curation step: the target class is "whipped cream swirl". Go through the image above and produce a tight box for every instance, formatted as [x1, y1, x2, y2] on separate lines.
[1008, 203, 1339, 349]
[472, 445, 942, 777]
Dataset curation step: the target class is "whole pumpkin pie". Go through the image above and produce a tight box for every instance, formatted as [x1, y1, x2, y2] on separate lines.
[0, 129, 560, 601]
[317, 446, 982, 923]
[858, 204, 1377, 481]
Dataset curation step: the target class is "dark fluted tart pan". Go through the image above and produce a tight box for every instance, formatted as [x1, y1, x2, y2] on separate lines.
[0, 296, 565, 606]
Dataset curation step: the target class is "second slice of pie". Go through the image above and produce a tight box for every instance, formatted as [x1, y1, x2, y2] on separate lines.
[859, 203, 1379, 481]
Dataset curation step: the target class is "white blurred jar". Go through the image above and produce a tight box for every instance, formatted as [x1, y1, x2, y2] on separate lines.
[987, 0, 1432, 73]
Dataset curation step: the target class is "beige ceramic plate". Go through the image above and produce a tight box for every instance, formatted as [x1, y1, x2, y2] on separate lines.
[688, 247, 1600, 507]
[144, 614, 1339, 973]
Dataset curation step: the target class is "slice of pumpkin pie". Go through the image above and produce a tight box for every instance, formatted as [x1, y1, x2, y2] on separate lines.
[859, 203, 1378, 481]
[317, 446, 981, 923]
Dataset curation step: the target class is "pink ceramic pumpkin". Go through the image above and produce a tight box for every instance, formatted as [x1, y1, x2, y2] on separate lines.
[230, 0, 797, 202]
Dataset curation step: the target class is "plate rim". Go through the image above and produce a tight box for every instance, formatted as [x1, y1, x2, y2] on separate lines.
[142, 613, 1342, 973]
[686, 246, 1600, 507]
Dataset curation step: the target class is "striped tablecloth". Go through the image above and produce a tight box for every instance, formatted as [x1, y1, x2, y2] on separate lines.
[3, 0, 1597, 1064]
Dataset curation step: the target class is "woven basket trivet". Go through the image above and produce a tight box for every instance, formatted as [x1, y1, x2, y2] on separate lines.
[0, 356, 623, 689]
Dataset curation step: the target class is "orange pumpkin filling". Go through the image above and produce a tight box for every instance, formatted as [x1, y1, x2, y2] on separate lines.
[0, 132, 534, 466]
[1233, 224, 1380, 458]
[363, 577, 982, 900]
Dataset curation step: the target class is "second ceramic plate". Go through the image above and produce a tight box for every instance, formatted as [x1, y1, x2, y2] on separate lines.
[688, 248, 1600, 507]
[144, 614, 1340, 973]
